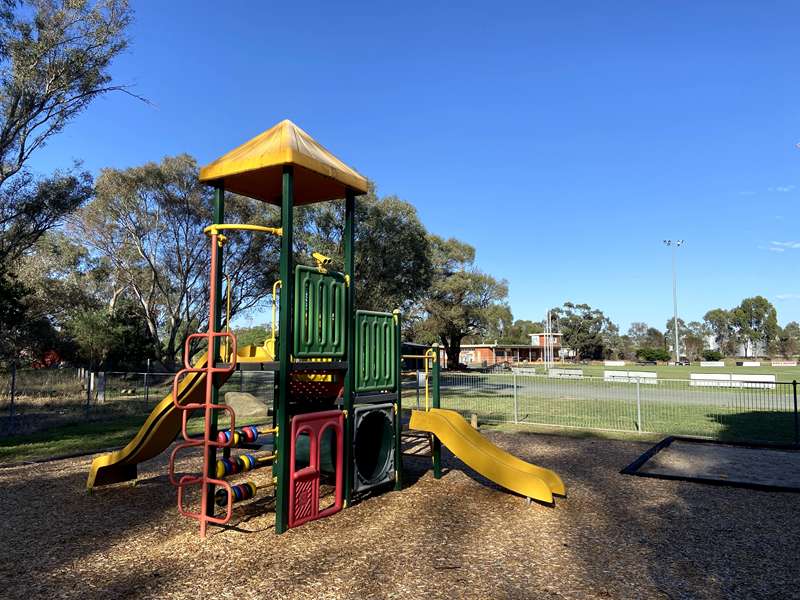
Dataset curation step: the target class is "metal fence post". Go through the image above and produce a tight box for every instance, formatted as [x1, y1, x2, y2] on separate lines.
[416, 368, 420, 410]
[636, 377, 642, 432]
[145, 358, 152, 406]
[9, 361, 16, 431]
[513, 372, 519, 424]
[85, 369, 91, 418]
[793, 380, 798, 447]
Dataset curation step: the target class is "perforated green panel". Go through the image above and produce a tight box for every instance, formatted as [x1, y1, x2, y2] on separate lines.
[293, 265, 346, 358]
[355, 311, 397, 392]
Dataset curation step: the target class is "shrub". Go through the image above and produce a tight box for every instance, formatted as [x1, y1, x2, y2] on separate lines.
[635, 347, 671, 362]
[702, 350, 724, 361]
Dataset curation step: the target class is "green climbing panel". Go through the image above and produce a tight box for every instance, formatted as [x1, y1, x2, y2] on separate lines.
[355, 310, 397, 392]
[293, 265, 346, 358]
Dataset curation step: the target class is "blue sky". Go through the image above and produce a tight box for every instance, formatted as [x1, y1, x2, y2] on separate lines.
[28, 1, 800, 330]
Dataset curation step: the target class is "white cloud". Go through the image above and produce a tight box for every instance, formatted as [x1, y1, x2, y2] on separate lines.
[771, 241, 800, 249]
[768, 185, 795, 193]
[768, 246, 785, 253]
[776, 293, 800, 300]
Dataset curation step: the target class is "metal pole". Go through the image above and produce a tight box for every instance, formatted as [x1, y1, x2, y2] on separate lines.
[663, 239, 683, 363]
[793, 380, 798, 447]
[85, 369, 91, 418]
[203, 183, 226, 529]
[274, 166, 295, 534]
[9, 361, 16, 431]
[636, 378, 642, 432]
[342, 188, 357, 506]
[393, 310, 403, 490]
[432, 345, 442, 479]
[513, 372, 518, 424]
[671, 245, 679, 363]
[415, 368, 420, 410]
[144, 358, 150, 406]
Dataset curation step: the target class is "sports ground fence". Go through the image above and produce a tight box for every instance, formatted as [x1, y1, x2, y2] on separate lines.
[1, 367, 798, 445]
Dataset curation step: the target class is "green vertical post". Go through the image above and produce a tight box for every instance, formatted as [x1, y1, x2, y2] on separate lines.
[342, 189, 356, 506]
[393, 310, 403, 490]
[432, 345, 442, 479]
[206, 183, 225, 517]
[274, 166, 294, 534]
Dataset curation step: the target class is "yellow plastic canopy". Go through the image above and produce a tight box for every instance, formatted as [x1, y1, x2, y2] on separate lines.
[199, 119, 368, 205]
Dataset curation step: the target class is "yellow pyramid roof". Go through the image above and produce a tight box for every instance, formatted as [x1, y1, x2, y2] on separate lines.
[199, 119, 369, 205]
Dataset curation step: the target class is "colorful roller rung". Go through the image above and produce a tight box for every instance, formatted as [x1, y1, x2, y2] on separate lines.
[215, 481, 257, 507]
[215, 453, 259, 478]
[216, 425, 260, 446]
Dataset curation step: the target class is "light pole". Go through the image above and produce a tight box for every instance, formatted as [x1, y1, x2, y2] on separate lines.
[663, 239, 683, 363]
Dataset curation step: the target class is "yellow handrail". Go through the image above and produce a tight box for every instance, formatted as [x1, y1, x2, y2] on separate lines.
[203, 223, 283, 238]
[402, 350, 437, 411]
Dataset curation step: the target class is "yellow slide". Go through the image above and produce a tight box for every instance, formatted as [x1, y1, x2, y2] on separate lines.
[409, 408, 566, 504]
[87, 354, 233, 489]
[226, 339, 275, 363]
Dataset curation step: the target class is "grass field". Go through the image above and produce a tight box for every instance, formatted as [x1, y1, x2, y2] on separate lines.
[425, 388, 797, 444]
[2, 362, 796, 465]
[510, 359, 800, 381]
[0, 413, 271, 464]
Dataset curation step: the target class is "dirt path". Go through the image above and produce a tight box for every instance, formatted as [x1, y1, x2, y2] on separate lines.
[1, 432, 797, 599]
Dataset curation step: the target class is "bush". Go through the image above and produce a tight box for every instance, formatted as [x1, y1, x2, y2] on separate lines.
[635, 347, 671, 362]
[702, 350, 724, 361]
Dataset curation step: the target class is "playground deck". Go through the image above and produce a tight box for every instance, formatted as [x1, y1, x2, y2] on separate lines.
[2, 432, 798, 599]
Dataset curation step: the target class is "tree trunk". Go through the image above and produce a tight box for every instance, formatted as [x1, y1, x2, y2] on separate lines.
[442, 334, 463, 370]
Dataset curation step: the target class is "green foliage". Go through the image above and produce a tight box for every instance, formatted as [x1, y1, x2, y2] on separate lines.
[0, 0, 131, 263]
[702, 350, 724, 361]
[704, 308, 737, 356]
[635, 347, 671, 362]
[775, 322, 799, 359]
[421, 235, 509, 368]
[550, 302, 616, 360]
[494, 319, 543, 344]
[77, 155, 280, 368]
[732, 296, 778, 357]
[65, 302, 154, 370]
[627, 322, 665, 350]
[234, 325, 270, 348]
[297, 183, 433, 313]
[0, 265, 61, 365]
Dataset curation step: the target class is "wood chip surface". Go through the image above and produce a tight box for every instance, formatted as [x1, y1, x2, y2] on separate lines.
[1, 432, 798, 599]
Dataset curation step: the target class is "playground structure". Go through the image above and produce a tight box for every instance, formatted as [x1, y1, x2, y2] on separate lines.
[86, 119, 564, 537]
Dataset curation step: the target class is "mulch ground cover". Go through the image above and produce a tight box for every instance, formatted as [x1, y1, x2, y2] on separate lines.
[1, 431, 798, 599]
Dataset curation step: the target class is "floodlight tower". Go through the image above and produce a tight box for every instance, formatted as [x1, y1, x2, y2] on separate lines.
[663, 239, 684, 363]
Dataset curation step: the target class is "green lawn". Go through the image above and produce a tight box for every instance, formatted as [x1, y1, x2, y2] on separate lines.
[512, 360, 800, 381]
[0, 413, 271, 465]
[403, 379, 798, 445]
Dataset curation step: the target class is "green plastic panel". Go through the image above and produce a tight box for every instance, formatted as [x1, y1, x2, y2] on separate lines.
[355, 311, 397, 392]
[293, 265, 346, 358]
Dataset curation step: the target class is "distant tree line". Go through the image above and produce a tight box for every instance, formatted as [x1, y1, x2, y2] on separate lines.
[463, 296, 798, 364]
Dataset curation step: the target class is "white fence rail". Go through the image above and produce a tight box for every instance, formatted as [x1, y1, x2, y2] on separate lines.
[409, 371, 799, 445]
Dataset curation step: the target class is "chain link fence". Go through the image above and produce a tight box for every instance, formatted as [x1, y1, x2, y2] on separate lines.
[0, 368, 275, 436]
[405, 371, 799, 445]
[4, 367, 798, 445]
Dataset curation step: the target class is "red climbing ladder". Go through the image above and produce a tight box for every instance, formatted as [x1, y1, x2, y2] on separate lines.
[167, 229, 238, 538]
